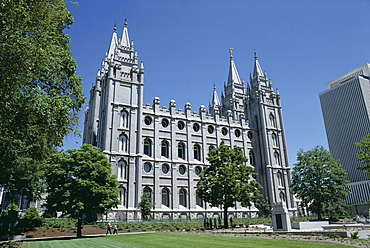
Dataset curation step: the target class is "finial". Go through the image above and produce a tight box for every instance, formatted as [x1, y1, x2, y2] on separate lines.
[124, 16, 128, 27]
[213, 84, 216, 90]
[113, 21, 117, 32]
[229, 48, 234, 58]
[254, 50, 257, 59]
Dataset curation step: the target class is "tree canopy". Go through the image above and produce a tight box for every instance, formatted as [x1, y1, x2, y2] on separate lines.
[44, 144, 119, 237]
[139, 193, 154, 220]
[355, 133, 370, 177]
[0, 0, 84, 199]
[291, 146, 349, 220]
[197, 141, 261, 228]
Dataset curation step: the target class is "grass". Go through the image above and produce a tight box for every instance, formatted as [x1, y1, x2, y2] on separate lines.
[22, 232, 351, 248]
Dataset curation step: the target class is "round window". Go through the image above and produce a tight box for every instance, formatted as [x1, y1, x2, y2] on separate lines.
[193, 123, 200, 132]
[144, 116, 152, 125]
[162, 164, 169, 174]
[221, 127, 228, 136]
[143, 163, 151, 173]
[195, 166, 202, 176]
[179, 165, 186, 175]
[178, 121, 185, 130]
[162, 118, 169, 127]
[207, 125, 214, 134]
[235, 129, 241, 137]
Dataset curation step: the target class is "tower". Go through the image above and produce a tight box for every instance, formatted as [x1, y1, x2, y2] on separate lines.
[319, 64, 370, 205]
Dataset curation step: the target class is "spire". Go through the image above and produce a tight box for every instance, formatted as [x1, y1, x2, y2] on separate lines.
[253, 52, 263, 77]
[107, 24, 118, 59]
[212, 85, 221, 107]
[227, 48, 242, 85]
[120, 19, 130, 47]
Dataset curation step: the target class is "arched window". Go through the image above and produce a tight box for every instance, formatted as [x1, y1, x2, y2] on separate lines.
[277, 172, 283, 187]
[179, 189, 187, 207]
[121, 110, 129, 128]
[279, 192, 285, 202]
[178, 142, 185, 159]
[272, 133, 278, 147]
[196, 192, 203, 207]
[144, 139, 152, 156]
[209, 145, 215, 152]
[249, 151, 255, 165]
[143, 187, 152, 203]
[118, 160, 128, 180]
[162, 188, 170, 207]
[194, 144, 201, 160]
[269, 114, 276, 128]
[119, 187, 126, 206]
[274, 152, 280, 165]
[119, 134, 128, 152]
[161, 140, 169, 158]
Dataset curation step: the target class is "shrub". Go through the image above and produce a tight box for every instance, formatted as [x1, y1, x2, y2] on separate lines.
[351, 232, 359, 239]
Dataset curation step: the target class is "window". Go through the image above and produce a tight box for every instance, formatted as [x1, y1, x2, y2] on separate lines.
[179, 189, 187, 207]
[178, 121, 185, 130]
[143, 187, 151, 195]
[144, 116, 152, 125]
[234, 129, 241, 137]
[194, 144, 201, 160]
[121, 110, 129, 128]
[119, 187, 126, 206]
[162, 163, 170, 174]
[118, 160, 128, 180]
[144, 162, 152, 173]
[161, 140, 169, 158]
[179, 165, 186, 175]
[178, 142, 185, 159]
[119, 134, 128, 152]
[274, 152, 280, 165]
[277, 172, 283, 187]
[209, 145, 215, 152]
[249, 151, 255, 166]
[272, 133, 278, 147]
[162, 188, 170, 207]
[247, 131, 253, 139]
[195, 166, 202, 176]
[162, 118, 169, 128]
[193, 123, 200, 132]
[279, 192, 285, 202]
[196, 192, 203, 207]
[221, 127, 228, 136]
[269, 114, 276, 128]
[207, 125, 214, 134]
[144, 139, 152, 156]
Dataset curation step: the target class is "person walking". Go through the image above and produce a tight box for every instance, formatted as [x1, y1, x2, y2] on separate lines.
[106, 223, 112, 235]
[113, 224, 118, 234]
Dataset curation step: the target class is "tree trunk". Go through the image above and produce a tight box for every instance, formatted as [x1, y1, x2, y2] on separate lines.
[317, 203, 322, 221]
[223, 206, 228, 229]
[77, 215, 82, 238]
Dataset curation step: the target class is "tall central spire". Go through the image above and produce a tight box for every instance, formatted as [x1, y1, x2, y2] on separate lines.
[119, 19, 130, 47]
[253, 52, 263, 78]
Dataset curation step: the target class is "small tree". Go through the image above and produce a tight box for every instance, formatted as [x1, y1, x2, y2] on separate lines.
[45, 144, 119, 237]
[355, 133, 370, 177]
[291, 146, 349, 220]
[139, 193, 154, 220]
[197, 141, 262, 228]
[256, 197, 271, 217]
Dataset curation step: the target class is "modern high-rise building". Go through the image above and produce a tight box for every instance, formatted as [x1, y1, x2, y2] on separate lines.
[83, 22, 296, 221]
[319, 64, 370, 205]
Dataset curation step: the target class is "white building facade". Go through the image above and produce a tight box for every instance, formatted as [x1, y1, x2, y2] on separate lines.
[83, 22, 296, 221]
[320, 64, 370, 205]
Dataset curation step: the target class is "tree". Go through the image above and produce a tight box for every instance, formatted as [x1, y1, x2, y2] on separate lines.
[139, 193, 154, 220]
[44, 144, 119, 237]
[291, 146, 349, 220]
[197, 141, 262, 228]
[355, 133, 370, 177]
[0, 0, 84, 199]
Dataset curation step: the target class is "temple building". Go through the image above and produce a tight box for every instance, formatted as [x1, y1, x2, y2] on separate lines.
[83, 21, 296, 220]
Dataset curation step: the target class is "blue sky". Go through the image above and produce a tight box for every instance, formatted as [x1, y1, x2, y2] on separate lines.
[63, 0, 370, 166]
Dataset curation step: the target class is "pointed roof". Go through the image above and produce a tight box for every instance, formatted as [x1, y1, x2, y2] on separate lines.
[227, 48, 242, 85]
[119, 20, 130, 47]
[212, 85, 220, 106]
[253, 52, 264, 77]
[107, 24, 118, 59]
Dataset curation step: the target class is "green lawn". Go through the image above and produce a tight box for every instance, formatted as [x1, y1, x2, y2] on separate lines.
[21, 232, 352, 248]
